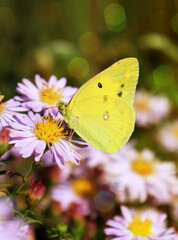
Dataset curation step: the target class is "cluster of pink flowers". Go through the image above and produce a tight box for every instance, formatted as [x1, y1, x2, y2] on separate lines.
[0, 75, 82, 168]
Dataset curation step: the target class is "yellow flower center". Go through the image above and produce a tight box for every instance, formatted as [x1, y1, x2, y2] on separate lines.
[131, 158, 154, 177]
[39, 86, 62, 105]
[173, 126, 178, 138]
[71, 178, 96, 198]
[0, 105, 4, 115]
[134, 101, 150, 112]
[128, 215, 153, 237]
[33, 116, 67, 144]
[0, 95, 5, 115]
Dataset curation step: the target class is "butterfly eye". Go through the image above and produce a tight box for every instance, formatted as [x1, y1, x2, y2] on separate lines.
[98, 82, 102, 88]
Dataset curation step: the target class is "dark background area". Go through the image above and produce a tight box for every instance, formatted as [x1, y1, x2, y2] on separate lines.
[0, 0, 178, 102]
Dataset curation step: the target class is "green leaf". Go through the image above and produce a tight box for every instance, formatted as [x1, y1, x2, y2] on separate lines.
[26, 217, 42, 225]
[13, 210, 24, 218]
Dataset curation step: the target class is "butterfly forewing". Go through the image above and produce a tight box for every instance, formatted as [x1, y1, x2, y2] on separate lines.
[69, 58, 139, 108]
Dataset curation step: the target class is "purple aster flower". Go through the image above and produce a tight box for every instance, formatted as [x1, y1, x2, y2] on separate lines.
[0, 197, 13, 220]
[9, 111, 82, 169]
[104, 206, 177, 240]
[51, 181, 90, 215]
[0, 220, 30, 240]
[0, 95, 26, 130]
[14, 74, 77, 117]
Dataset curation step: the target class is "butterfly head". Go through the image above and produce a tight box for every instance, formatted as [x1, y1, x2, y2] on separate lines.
[57, 101, 68, 117]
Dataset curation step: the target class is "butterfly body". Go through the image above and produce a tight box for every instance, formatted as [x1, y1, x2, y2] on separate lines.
[58, 57, 139, 153]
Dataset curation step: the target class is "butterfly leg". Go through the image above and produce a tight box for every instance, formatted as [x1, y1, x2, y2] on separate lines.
[68, 129, 75, 152]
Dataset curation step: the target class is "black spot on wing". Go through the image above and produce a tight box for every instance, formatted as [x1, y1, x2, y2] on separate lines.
[121, 84, 124, 88]
[117, 91, 122, 97]
[98, 82, 102, 88]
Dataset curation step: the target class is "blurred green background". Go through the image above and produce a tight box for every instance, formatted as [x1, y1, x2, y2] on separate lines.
[0, 0, 178, 102]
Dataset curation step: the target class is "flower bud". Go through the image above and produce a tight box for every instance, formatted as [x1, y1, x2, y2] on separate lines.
[28, 180, 46, 203]
[0, 128, 10, 156]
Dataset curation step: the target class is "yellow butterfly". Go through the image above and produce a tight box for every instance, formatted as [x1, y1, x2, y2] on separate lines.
[58, 57, 139, 153]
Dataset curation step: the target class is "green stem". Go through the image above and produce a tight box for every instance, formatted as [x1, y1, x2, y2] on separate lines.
[12, 161, 42, 197]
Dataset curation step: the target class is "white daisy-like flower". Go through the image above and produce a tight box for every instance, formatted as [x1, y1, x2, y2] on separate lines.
[51, 179, 93, 215]
[134, 90, 170, 127]
[103, 149, 178, 203]
[78, 142, 135, 169]
[0, 95, 26, 130]
[9, 111, 82, 169]
[14, 74, 77, 117]
[158, 121, 178, 151]
[104, 206, 177, 240]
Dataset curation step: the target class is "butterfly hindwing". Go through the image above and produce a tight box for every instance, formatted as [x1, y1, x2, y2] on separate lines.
[66, 95, 135, 153]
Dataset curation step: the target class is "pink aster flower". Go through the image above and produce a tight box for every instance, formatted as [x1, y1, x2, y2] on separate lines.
[158, 121, 178, 151]
[0, 197, 13, 220]
[134, 90, 170, 127]
[0, 95, 26, 130]
[0, 220, 30, 240]
[51, 181, 90, 215]
[15, 74, 77, 117]
[104, 206, 177, 240]
[103, 149, 178, 203]
[9, 111, 82, 169]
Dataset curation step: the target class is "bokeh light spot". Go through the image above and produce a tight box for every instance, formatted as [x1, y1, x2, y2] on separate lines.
[68, 57, 89, 79]
[79, 32, 100, 54]
[94, 191, 115, 212]
[171, 13, 178, 33]
[41, 1, 61, 23]
[153, 65, 174, 87]
[0, 7, 15, 29]
[104, 3, 126, 32]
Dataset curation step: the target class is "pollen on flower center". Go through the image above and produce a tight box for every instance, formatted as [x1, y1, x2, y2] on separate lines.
[33, 116, 67, 144]
[128, 215, 153, 237]
[131, 158, 154, 176]
[0, 104, 5, 115]
[71, 178, 96, 198]
[0, 95, 5, 115]
[39, 86, 62, 105]
[134, 101, 150, 112]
